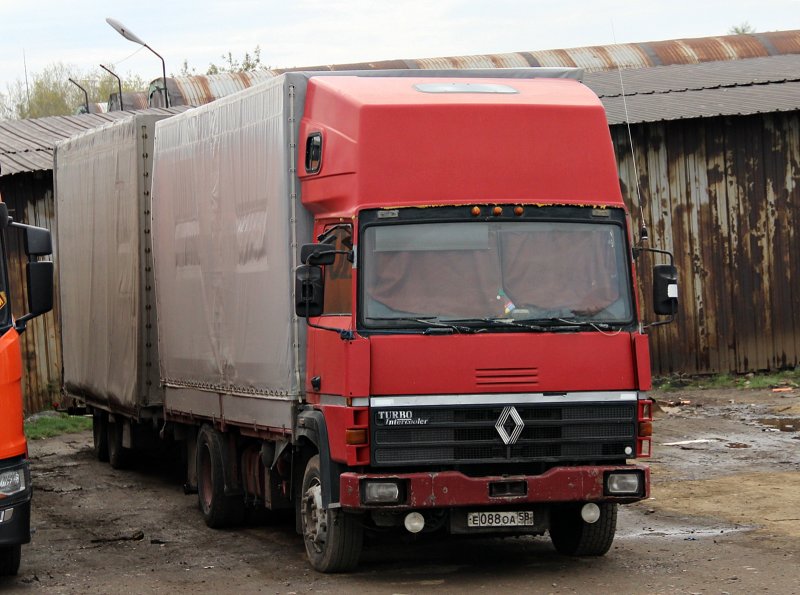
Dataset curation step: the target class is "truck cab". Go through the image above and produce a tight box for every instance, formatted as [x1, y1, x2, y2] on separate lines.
[0, 197, 54, 576]
[293, 74, 677, 570]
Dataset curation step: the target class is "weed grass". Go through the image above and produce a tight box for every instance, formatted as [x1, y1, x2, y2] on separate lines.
[25, 413, 92, 440]
[654, 367, 800, 391]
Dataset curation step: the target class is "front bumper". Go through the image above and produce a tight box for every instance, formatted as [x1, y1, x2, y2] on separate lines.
[339, 464, 649, 510]
[0, 499, 31, 546]
[0, 459, 32, 546]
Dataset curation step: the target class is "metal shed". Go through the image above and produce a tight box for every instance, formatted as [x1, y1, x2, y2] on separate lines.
[586, 55, 800, 375]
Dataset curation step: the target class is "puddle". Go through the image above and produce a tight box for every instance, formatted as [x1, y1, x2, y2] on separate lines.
[758, 418, 799, 432]
[616, 507, 751, 540]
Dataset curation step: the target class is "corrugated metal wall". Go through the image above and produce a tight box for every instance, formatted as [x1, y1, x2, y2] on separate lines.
[614, 111, 800, 375]
[0, 172, 61, 414]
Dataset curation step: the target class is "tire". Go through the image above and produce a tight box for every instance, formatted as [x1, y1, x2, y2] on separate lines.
[0, 544, 21, 576]
[549, 503, 617, 556]
[196, 425, 245, 529]
[300, 455, 363, 573]
[93, 411, 109, 462]
[107, 418, 129, 470]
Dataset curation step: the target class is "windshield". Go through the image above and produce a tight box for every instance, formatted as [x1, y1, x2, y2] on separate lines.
[361, 220, 633, 328]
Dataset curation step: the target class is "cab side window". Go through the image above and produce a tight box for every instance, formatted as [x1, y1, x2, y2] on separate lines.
[322, 226, 352, 315]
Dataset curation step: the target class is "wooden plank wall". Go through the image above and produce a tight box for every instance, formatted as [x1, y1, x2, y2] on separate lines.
[614, 111, 800, 375]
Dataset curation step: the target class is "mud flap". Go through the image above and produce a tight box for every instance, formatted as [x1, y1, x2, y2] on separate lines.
[296, 409, 342, 508]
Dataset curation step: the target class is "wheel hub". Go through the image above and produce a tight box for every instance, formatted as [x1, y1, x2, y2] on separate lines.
[303, 480, 327, 553]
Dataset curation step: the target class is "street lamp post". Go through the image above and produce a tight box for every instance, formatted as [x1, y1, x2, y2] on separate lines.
[99, 64, 123, 111]
[68, 78, 90, 113]
[105, 17, 169, 108]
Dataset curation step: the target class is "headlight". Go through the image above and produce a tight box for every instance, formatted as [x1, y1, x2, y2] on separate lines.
[0, 469, 26, 497]
[363, 480, 403, 504]
[605, 472, 642, 495]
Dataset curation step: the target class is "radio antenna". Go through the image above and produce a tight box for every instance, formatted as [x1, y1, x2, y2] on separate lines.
[612, 22, 648, 244]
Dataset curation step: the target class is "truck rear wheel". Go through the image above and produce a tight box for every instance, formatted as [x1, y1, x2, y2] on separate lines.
[0, 544, 21, 576]
[549, 502, 617, 556]
[300, 455, 362, 573]
[92, 411, 109, 462]
[106, 418, 129, 470]
[196, 425, 245, 528]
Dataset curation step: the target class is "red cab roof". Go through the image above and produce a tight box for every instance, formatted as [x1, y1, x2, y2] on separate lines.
[299, 75, 624, 217]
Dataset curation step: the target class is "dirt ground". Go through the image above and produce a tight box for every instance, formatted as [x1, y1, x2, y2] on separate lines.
[2, 386, 799, 594]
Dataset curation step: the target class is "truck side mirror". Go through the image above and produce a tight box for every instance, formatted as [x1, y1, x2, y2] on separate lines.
[8, 222, 55, 333]
[653, 264, 678, 316]
[295, 264, 324, 317]
[301, 243, 337, 266]
[0, 203, 8, 230]
[22, 224, 53, 257]
[26, 261, 54, 317]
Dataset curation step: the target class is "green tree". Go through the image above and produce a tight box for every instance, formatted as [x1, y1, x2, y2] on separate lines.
[0, 63, 145, 120]
[728, 22, 756, 34]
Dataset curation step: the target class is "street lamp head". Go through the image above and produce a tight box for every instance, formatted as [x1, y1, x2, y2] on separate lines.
[105, 17, 170, 108]
[106, 17, 146, 47]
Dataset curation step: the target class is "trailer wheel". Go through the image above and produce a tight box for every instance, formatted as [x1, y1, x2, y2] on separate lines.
[196, 425, 245, 528]
[92, 411, 109, 462]
[106, 418, 129, 470]
[549, 502, 617, 556]
[300, 455, 362, 573]
[0, 544, 21, 576]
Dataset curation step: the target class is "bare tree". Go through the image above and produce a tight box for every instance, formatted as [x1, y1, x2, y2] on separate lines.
[177, 46, 269, 77]
[728, 22, 756, 35]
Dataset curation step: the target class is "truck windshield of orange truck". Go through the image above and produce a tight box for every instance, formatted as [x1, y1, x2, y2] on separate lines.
[360, 210, 634, 330]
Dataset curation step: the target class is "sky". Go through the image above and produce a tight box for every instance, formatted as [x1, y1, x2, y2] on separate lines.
[1, 0, 800, 93]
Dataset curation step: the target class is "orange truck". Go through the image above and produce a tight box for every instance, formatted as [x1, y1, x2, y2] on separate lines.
[0, 190, 54, 576]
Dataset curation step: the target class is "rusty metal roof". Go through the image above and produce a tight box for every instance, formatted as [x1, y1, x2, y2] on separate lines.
[584, 54, 800, 124]
[586, 53, 800, 96]
[0, 107, 184, 177]
[159, 30, 800, 108]
[108, 92, 149, 112]
[149, 71, 276, 108]
[601, 82, 800, 124]
[281, 29, 800, 74]
[5, 31, 800, 177]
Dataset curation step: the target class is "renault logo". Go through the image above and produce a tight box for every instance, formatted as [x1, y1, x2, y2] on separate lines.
[495, 406, 525, 445]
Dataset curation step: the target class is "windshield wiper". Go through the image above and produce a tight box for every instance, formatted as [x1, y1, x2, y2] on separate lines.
[441, 317, 550, 332]
[513, 317, 617, 331]
[366, 317, 478, 334]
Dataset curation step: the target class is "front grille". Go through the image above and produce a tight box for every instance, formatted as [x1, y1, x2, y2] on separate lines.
[371, 402, 636, 467]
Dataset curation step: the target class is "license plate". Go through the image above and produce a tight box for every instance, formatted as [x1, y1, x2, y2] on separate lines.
[467, 511, 535, 528]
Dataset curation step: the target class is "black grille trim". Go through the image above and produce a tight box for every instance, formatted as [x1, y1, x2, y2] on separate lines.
[371, 402, 637, 467]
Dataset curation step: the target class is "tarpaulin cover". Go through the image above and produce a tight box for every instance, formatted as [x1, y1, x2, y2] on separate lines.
[151, 75, 309, 397]
[55, 116, 149, 408]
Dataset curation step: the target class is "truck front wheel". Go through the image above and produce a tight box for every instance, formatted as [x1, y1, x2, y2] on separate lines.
[300, 455, 362, 573]
[549, 502, 617, 556]
[0, 544, 21, 576]
[196, 425, 245, 528]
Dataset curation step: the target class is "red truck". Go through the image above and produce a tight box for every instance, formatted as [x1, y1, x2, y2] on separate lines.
[0, 192, 54, 576]
[55, 69, 677, 572]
